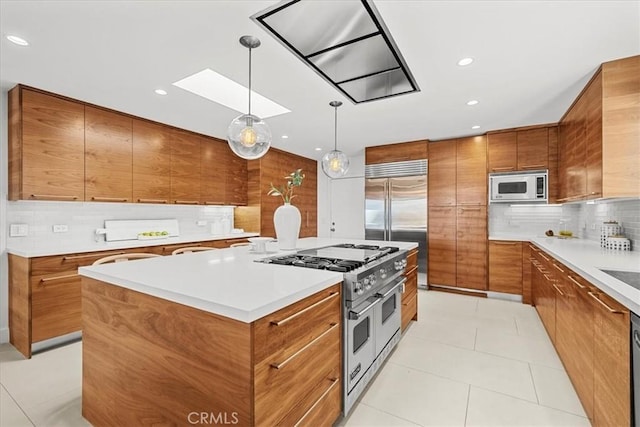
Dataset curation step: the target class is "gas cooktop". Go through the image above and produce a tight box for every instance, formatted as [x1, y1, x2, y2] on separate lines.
[259, 244, 401, 272]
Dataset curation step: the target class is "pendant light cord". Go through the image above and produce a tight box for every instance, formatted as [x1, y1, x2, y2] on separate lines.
[334, 105, 338, 151]
[248, 47, 252, 116]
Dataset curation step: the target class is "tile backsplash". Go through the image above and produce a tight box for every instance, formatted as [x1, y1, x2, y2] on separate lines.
[489, 199, 640, 249]
[6, 201, 235, 249]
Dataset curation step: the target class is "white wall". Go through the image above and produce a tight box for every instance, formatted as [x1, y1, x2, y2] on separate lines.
[317, 153, 365, 239]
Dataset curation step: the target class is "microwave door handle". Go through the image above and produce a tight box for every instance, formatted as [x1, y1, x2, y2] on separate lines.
[375, 277, 407, 299]
[348, 298, 380, 320]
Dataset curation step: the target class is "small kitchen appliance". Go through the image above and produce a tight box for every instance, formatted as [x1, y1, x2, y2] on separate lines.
[489, 170, 547, 203]
[258, 243, 408, 414]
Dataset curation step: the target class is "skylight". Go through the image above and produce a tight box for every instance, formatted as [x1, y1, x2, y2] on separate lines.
[172, 68, 291, 119]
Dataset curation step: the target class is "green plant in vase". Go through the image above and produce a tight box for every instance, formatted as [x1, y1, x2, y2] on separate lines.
[268, 169, 305, 203]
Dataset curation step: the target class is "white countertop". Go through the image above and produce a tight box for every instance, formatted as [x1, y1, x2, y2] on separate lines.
[489, 233, 539, 242]
[6, 232, 260, 258]
[530, 237, 640, 315]
[79, 238, 418, 323]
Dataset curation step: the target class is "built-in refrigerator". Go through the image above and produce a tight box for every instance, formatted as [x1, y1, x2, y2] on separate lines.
[364, 160, 428, 277]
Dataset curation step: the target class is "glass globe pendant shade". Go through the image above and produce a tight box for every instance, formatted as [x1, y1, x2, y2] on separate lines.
[227, 113, 271, 160]
[321, 149, 350, 178]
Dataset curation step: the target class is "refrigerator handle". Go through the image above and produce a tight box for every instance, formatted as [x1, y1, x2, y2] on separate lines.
[385, 179, 391, 241]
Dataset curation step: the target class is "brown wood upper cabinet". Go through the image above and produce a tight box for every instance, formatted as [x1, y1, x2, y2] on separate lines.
[456, 136, 487, 206]
[9, 87, 85, 201]
[559, 55, 639, 201]
[365, 140, 428, 164]
[132, 119, 172, 204]
[170, 129, 201, 204]
[200, 136, 227, 205]
[85, 106, 133, 203]
[487, 128, 549, 173]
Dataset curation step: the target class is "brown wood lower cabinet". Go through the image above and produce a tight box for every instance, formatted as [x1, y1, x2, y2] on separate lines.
[8, 237, 251, 358]
[401, 248, 419, 332]
[82, 279, 342, 427]
[488, 240, 523, 294]
[530, 244, 631, 426]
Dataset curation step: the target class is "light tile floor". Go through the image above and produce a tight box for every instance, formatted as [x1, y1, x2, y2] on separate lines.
[0, 290, 591, 426]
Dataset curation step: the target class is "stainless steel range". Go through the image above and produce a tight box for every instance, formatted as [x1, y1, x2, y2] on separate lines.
[259, 243, 408, 414]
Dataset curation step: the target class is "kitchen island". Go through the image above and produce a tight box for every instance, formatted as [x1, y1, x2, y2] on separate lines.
[78, 238, 416, 426]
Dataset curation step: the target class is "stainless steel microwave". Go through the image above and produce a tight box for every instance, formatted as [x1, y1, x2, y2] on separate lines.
[489, 171, 548, 203]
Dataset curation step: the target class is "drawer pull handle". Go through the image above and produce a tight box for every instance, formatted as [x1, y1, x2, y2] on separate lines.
[459, 207, 482, 212]
[539, 253, 550, 262]
[271, 323, 338, 370]
[543, 274, 553, 282]
[552, 263, 565, 273]
[588, 292, 624, 314]
[164, 244, 201, 251]
[294, 377, 339, 427]
[567, 275, 586, 289]
[63, 251, 126, 260]
[40, 273, 79, 283]
[137, 199, 168, 204]
[491, 167, 515, 172]
[91, 197, 128, 202]
[529, 245, 539, 252]
[204, 201, 225, 205]
[493, 241, 518, 245]
[30, 194, 78, 200]
[552, 284, 564, 296]
[270, 292, 339, 326]
[520, 164, 546, 170]
[174, 200, 199, 205]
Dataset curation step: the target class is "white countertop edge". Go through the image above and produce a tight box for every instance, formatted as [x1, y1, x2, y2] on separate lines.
[79, 267, 343, 323]
[6, 232, 260, 258]
[530, 237, 640, 315]
[489, 234, 536, 242]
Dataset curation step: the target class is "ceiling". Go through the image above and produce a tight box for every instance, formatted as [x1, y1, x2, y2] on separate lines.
[1, 1, 638, 161]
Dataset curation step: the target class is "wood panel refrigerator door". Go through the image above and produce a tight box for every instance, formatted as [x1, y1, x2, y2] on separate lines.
[365, 178, 387, 242]
[22, 89, 85, 201]
[389, 176, 427, 275]
[427, 206, 456, 287]
[456, 136, 487, 206]
[330, 177, 365, 239]
[456, 206, 487, 290]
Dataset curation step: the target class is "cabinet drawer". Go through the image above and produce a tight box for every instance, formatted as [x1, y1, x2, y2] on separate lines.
[253, 284, 340, 364]
[31, 274, 82, 342]
[283, 376, 341, 427]
[406, 249, 418, 270]
[31, 247, 157, 275]
[254, 324, 340, 426]
[403, 266, 418, 301]
[401, 291, 418, 332]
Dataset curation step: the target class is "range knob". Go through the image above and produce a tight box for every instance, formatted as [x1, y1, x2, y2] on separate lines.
[379, 267, 387, 279]
[369, 274, 377, 286]
[402, 259, 407, 267]
[394, 260, 403, 271]
[354, 281, 364, 295]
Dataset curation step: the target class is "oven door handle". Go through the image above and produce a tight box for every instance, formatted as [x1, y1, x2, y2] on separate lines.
[348, 297, 380, 320]
[374, 277, 407, 299]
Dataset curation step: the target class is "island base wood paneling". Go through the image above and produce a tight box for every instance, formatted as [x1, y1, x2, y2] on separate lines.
[8, 254, 31, 358]
[82, 277, 253, 427]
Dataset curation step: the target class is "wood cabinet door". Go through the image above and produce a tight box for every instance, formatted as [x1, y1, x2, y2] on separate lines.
[456, 136, 487, 206]
[456, 206, 487, 290]
[21, 89, 85, 201]
[85, 106, 133, 203]
[517, 128, 548, 171]
[552, 263, 574, 369]
[427, 206, 456, 286]
[487, 131, 517, 173]
[132, 119, 172, 203]
[365, 140, 428, 164]
[584, 72, 603, 199]
[559, 98, 587, 201]
[200, 137, 227, 205]
[297, 158, 318, 237]
[547, 126, 559, 203]
[428, 141, 456, 206]
[170, 129, 201, 204]
[593, 292, 630, 427]
[225, 149, 248, 206]
[488, 241, 522, 294]
[522, 244, 532, 304]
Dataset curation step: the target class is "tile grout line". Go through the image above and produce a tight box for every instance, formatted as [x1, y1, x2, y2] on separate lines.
[527, 363, 540, 404]
[463, 384, 471, 426]
[356, 401, 424, 426]
[1, 383, 36, 427]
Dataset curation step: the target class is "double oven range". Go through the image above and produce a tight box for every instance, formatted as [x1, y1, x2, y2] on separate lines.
[259, 243, 408, 414]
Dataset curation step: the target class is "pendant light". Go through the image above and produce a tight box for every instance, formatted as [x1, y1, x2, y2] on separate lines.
[322, 101, 349, 178]
[227, 35, 271, 160]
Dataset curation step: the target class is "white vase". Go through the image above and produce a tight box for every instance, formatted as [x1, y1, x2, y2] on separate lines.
[274, 202, 301, 250]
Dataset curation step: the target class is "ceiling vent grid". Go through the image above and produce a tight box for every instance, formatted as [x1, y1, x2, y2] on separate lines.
[251, 0, 420, 104]
[365, 159, 427, 178]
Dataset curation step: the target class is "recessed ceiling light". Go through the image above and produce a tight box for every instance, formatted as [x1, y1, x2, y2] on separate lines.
[471, 125, 481, 130]
[281, 135, 289, 139]
[7, 35, 29, 46]
[466, 100, 479, 106]
[173, 68, 290, 119]
[457, 57, 474, 66]
[315, 148, 322, 151]
[154, 89, 167, 96]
